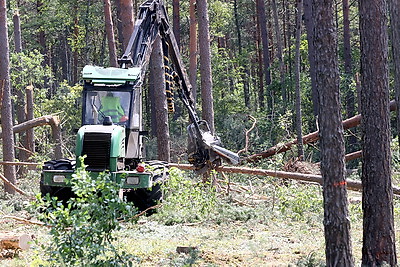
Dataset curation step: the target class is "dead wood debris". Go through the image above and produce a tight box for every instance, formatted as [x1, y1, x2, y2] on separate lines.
[283, 158, 320, 175]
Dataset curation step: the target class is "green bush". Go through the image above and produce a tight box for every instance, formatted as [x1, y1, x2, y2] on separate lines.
[154, 168, 217, 225]
[33, 159, 137, 266]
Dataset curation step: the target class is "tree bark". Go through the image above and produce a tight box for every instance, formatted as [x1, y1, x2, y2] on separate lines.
[25, 86, 35, 154]
[389, 0, 400, 148]
[0, 0, 17, 194]
[72, 4, 79, 85]
[104, 0, 118, 67]
[313, 0, 354, 264]
[256, 0, 271, 110]
[255, 13, 263, 109]
[12, 9, 28, 171]
[303, 0, 318, 117]
[115, 0, 134, 52]
[150, 36, 170, 162]
[172, 0, 180, 48]
[342, 0, 357, 151]
[294, 0, 304, 159]
[189, 0, 197, 104]
[359, 0, 397, 265]
[271, 0, 286, 103]
[13, 10, 22, 53]
[197, 0, 215, 134]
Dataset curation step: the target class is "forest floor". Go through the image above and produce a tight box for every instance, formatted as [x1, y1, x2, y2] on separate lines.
[0, 164, 400, 266]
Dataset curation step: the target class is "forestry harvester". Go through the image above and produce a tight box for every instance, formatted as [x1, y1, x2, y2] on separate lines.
[40, 0, 239, 211]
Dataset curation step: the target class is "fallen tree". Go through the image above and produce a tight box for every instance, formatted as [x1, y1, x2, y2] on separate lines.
[169, 163, 400, 196]
[244, 100, 396, 163]
[0, 115, 63, 159]
[0, 172, 32, 198]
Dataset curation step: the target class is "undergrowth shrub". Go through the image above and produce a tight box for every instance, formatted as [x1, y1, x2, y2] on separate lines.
[276, 183, 323, 223]
[32, 160, 137, 266]
[154, 168, 217, 225]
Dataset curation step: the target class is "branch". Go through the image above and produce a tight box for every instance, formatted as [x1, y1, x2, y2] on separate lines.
[244, 100, 396, 163]
[2, 216, 47, 227]
[0, 173, 34, 199]
[237, 115, 257, 155]
[169, 163, 400, 196]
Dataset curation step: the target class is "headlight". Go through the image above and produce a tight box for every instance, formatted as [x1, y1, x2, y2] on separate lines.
[126, 176, 139, 185]
[53, 175, 65, 183]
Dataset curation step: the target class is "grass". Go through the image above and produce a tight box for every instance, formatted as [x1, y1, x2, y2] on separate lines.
[1, 167, 400, 266]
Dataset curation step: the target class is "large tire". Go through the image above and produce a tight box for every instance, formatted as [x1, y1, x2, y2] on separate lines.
[124, 161, 169, 214]
[40, 159, 75, 204]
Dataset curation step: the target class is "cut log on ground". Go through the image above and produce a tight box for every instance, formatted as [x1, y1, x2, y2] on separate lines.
[0, 232, 31, 251]
[244, 100, 396, 163]
[169, 163, 400, 196]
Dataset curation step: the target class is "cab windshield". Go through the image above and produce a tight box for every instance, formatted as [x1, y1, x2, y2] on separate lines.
[83, 90, 132, 126]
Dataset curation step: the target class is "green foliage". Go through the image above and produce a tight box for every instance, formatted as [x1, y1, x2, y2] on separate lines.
[36, 82, 82, 159]
[296, 252, 325, 267]
[154, 168, 217, 225]
[10, 50, 52, 92]
[32, 159, 137, 266]
[276, 183, 323, 223]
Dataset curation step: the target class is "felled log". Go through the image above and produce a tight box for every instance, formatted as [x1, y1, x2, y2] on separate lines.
[0, 232, 31, 251]
[0, 115, 63, 159]
[169, 163, 400, 196]
[345, 150, 362, 162]
[244, 100, 396, 163]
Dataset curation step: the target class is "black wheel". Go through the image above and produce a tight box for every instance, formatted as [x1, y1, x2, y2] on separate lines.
[40, 158, 75, 204]
[124, 161, 169, 214]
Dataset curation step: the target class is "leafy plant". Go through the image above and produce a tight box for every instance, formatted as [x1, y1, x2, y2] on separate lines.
[276, 183, 323, 223]
[154, 168, 217, 225]
[33, 159, 137, 266]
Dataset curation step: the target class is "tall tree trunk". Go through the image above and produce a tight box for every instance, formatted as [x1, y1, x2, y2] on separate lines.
[150, 36, 170, 161]
[36, 0, 48, 66]
[256, 0, 271, 110]
[172, 0, 180, 49]
[342, 0, 357, 152]
[390, 0, 400, 147]
[342, 0, 353, 113]
[104, 0, 118, 67]
[303, 0, 318, 118]
[13, 10, 22, 53]
[189, 0, 197, 104]
[197, 0, 215, 134]
[271, 0, 286, 104]
[26, 86, 34, 155]
[233, 0, 250, 108]
[13, 9, 28, 175]
[256, 15, 264, 110]
[359, 0, 397, 265]
[314, 0, 354, 265]
[115, 0, 134, 52]
[0, 0, 17, 194]
[72, 4, 79, 85]
[294, 0, 303, 159]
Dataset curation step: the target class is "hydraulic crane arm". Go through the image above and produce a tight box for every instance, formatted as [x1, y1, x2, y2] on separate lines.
[118, 0, 239, 171]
